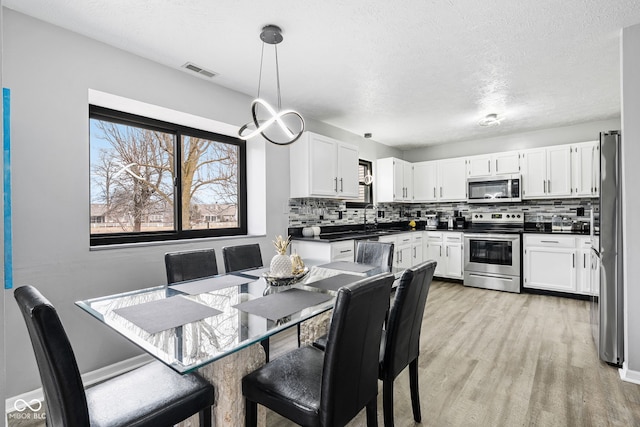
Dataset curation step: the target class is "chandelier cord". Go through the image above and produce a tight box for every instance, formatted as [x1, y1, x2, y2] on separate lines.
[275, 44, 282, 110]
[257, 42, 265, 99]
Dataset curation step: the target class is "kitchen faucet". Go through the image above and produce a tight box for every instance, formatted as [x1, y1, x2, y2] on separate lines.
[363, 204, 377, 231]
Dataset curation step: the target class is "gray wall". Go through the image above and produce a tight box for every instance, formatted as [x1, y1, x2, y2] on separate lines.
[402, 118, 621, 162]
[621, 24, 640, 376]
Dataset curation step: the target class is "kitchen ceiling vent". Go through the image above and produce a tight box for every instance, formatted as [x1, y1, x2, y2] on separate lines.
[181, 62, 217, 78]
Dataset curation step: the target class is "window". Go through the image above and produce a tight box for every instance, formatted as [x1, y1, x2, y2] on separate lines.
[89, 106, 247, 246]
[346, 159, 374, 208]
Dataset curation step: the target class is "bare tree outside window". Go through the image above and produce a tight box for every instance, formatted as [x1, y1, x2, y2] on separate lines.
[89, 107, 245, 245]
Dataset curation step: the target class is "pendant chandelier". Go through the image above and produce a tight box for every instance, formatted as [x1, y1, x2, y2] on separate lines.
[238, 25, 305, 145]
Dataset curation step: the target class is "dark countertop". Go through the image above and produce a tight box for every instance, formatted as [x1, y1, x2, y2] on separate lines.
[291, 228, 420, 243]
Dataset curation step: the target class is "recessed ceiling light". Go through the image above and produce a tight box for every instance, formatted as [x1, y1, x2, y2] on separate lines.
[478, 113, 504, 127]
[364, 133, 372, 138]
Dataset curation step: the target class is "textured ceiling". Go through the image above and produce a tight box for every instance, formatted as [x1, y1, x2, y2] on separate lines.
[5, 0, 640, 149]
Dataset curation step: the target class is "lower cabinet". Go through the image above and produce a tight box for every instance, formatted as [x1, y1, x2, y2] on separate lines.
[523, 234, 593, 295]
[424, 231, 463, 280]
[378, 232, 423, 269]
[290, 239, 355, 263]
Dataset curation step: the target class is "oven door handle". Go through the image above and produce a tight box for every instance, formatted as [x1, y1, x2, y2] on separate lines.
[464, 234, 520, 241]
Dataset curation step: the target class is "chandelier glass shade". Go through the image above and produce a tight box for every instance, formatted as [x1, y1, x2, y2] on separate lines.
[238, 25, 305, 145]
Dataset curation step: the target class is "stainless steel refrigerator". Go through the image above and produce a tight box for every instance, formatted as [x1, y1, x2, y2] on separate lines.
[590, 130, 624, 367]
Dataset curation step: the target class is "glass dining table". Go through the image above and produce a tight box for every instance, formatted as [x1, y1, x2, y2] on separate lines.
[75, 261, 401, 426]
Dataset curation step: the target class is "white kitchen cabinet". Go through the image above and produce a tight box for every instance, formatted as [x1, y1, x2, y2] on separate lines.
[376, 158, 413, 202]
[424, 231, 463, 279]
[438, 158, 467, 201]
[523, 235, 577, 293]
[397, 234, 413, 269]
[378, 232, 423, 269]
[412, 233, 424, 266]
[576, 237, 592, 295]
[424, 232, 444, 276]
[289, 131, 359, 198]
[571, 141, 599, 198]
[413, 161, 438, 202]
[466, 151, 520, 178]
[413, 158, 466, 203]
[290, 239, 355, 263]
[521, 146, 572, 199]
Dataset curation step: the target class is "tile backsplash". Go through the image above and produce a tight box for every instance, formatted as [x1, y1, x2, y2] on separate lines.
[288, 198, 598, 228]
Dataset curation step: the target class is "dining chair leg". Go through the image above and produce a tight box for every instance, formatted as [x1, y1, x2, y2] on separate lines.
[409, 357, 421, 422]
[382, 378, 394, 427]
[245, 398, 258, 427]
[199, 406, 212, 427]
[366, 398, 378, 427]
[260, 338, 270, 362]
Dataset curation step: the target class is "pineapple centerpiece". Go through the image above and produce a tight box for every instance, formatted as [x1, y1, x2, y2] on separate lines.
[270, 235, 293, 277]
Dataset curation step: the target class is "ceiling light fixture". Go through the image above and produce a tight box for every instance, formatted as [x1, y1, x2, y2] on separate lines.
[238, 25, 305, 145]
[478, 113, 504, 127]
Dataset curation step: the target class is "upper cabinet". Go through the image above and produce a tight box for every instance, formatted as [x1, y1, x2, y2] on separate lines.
[466, 151, 520, 178]
[521, 146, 572, 199]
[571, 141, 599, 198]
[413, 157, 467, 202]
[290, 132, 359, 199]
[376, 158, 413, 202]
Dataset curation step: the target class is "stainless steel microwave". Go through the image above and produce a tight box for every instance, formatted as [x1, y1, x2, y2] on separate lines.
[467, 175, 521, 203]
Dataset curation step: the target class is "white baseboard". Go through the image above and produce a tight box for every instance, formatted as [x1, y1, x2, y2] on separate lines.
[5, 354, 153, 414]
[619, 362, 640, 384]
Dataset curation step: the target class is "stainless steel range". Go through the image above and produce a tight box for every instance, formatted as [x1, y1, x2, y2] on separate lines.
[464, 211, 523, 293]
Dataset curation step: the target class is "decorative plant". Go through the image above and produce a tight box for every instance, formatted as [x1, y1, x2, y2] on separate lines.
[409, 220, 416, 229]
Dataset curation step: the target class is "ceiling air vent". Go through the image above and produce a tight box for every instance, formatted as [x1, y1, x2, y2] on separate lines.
[181, 62, 217, 78]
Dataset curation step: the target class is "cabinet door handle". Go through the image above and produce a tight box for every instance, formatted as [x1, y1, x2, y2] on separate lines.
[573, 253, 575, 268]
[440, 187, 443, 197]
[584, 253, 586, 268]
[413, 247, 416, 258]
[543, 180, 546, 193]
[433, 187, 436, 198]
[540, 240, 559, 244]
[340, 178, 343, 192]
[334, 177, 338, 192]
[439, 247, 442, 257]
[548, 179, 551, 193]
[495, 159, 498, 173]
[488, 159, 491, 173]
[446, 246, 449, 257]
[340, 249, 352, 253]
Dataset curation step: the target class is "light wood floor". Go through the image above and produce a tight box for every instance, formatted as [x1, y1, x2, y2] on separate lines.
[267, 280, 640, 427]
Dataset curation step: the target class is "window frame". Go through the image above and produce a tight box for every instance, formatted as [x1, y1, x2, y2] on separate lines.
[345, 159, 374, 209]
[89, 105, 247, 246]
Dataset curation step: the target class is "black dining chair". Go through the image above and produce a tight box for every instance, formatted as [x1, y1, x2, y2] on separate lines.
[242, 273, 395, 427]
[165, 248, 218, 284]
[222, 243, 263, 273]
[355, 240, 394, 272]
[14, 285, 214, 427]
[378, 260, 436, 427]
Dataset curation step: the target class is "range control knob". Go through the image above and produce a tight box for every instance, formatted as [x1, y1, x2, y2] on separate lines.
[517, 214, 521, 218]
[474, 214, 478, 218]
[506, 214, 511, 218]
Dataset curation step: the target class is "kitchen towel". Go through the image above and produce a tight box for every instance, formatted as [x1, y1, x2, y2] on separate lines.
[113, 296, 222, 334]
[170, 274, 255, 295]
[232, 288, 332, 321]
